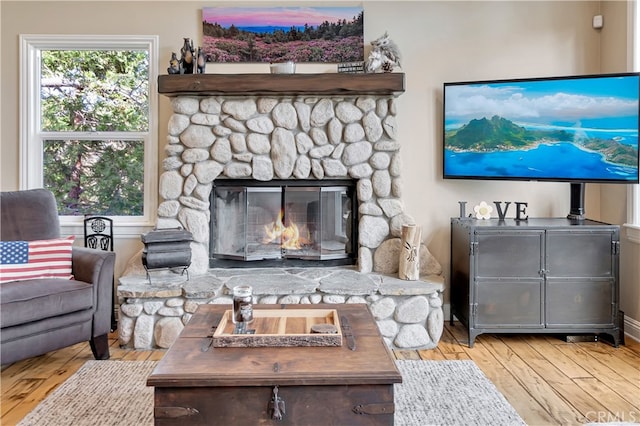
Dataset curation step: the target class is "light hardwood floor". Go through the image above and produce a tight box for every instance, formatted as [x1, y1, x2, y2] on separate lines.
[2, 323, 639, 425]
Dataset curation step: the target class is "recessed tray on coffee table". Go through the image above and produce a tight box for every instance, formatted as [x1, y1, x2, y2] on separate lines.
[212, 308, 342, 348]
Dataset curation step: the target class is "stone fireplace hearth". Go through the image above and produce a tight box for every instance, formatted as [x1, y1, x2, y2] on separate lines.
[118, 73, 444, 350]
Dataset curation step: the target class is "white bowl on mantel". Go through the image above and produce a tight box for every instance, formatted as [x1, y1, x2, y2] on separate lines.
[270, 61, 296, 74]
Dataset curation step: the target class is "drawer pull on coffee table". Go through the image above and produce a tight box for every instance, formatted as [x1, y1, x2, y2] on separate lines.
[155, 406, 200, 419]
[269, 385, 286, 420]
[352, 403, 395, 415]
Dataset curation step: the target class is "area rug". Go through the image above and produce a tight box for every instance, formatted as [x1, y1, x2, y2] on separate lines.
[395, 360, 525, 426]
[18, 359, 525, 426]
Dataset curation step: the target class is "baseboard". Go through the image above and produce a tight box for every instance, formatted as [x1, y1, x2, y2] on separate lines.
[623, 314, 640, 343]
[443, 303, 451, 323]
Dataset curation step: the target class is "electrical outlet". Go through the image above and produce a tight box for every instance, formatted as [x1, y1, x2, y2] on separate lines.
[593, 15, 603, 29]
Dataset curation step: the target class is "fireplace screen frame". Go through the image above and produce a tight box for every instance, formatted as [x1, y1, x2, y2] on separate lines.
[210, 179, 358, 268]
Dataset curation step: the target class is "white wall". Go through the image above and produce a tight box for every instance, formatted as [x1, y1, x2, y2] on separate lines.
[599, 0, 640, 340]
[2, 1, 636, 327]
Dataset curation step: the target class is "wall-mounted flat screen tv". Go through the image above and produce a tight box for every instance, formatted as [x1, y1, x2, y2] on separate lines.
[443, 73, 639, 185]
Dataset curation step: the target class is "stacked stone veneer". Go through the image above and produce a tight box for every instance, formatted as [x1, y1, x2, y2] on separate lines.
[118, 268, 444, 350]
[118, 90, 447, 351]
[158, 94, 420, 275]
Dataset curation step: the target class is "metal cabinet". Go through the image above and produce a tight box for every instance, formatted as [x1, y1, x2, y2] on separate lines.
[450, 218, 621, 347]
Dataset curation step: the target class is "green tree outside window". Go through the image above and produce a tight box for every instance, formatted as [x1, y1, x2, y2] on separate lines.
[40, 49, 148, 216]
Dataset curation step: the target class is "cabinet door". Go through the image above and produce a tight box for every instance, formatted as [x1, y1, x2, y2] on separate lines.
[545, 279, 614, 327]
[474, 230, 544, 278]
[546, 230, 615, 278]
[474, 279, 543, 327]
[545, 229, 616, 327]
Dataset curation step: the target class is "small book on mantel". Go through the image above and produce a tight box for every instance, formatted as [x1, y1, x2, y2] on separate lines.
[337, 62, 365, 74]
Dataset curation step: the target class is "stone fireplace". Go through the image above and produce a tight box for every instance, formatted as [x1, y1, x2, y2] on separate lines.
[118, 74, 444, 350]
[156, 74, 414, 275]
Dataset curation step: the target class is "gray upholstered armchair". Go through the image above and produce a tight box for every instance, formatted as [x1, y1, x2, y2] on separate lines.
[0, 188, 115, 365]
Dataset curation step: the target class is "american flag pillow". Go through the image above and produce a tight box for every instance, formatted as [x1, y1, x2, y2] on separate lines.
[0, 236, 74, 284]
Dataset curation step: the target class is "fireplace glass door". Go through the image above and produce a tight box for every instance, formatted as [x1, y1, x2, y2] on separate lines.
[211, 182, 355, 263]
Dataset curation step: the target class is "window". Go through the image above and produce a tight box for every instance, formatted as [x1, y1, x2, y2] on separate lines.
[627, 1, 640, 243]
[20, 35, 158, 232]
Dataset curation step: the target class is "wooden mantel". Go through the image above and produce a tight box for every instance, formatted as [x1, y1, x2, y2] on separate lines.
[157, 73, 405, 96]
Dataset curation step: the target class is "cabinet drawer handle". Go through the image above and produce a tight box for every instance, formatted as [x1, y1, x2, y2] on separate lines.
[353, 402, 395, 415]
[155, 406, 199, 418]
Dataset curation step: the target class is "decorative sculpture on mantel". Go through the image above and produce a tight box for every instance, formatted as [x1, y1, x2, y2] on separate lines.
[180, 37, 195, 74]
[197, 47, 206, 74]
[365, 31, 402, 73]
[167, 52, 180, 74]
[167, 38, 207, 74]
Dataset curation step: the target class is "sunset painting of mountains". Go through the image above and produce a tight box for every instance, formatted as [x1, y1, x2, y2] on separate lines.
[202, 6, 364, 63]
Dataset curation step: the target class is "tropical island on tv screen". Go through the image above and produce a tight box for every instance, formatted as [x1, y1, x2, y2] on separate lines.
[443, 74, 640, 183]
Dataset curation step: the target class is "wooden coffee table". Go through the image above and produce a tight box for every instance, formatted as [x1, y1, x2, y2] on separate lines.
[147, 303, 402, 425]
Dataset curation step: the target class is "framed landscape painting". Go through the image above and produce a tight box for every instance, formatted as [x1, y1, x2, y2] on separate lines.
[202, 6, 364, 63]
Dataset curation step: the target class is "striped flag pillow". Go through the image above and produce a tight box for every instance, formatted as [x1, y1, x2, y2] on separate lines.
[0, 236, 74, 284]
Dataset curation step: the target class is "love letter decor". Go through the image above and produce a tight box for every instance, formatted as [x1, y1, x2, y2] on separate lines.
[458, 201, 529, 221]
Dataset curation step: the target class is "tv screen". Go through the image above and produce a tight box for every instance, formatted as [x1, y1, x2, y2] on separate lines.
[443, 73, 640, 184]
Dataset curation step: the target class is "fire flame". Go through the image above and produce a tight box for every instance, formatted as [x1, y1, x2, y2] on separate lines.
[263, 211, 311, 249]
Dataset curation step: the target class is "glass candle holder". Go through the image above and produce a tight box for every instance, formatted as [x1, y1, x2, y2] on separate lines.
[232, 285, 253, 324]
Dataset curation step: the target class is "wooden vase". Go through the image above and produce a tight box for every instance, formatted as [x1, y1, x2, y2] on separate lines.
[399, 224, 421, 280]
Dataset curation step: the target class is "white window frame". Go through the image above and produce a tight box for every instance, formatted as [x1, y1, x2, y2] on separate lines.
[19, 34, 158, 236]
[625, 2, 640, 243]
